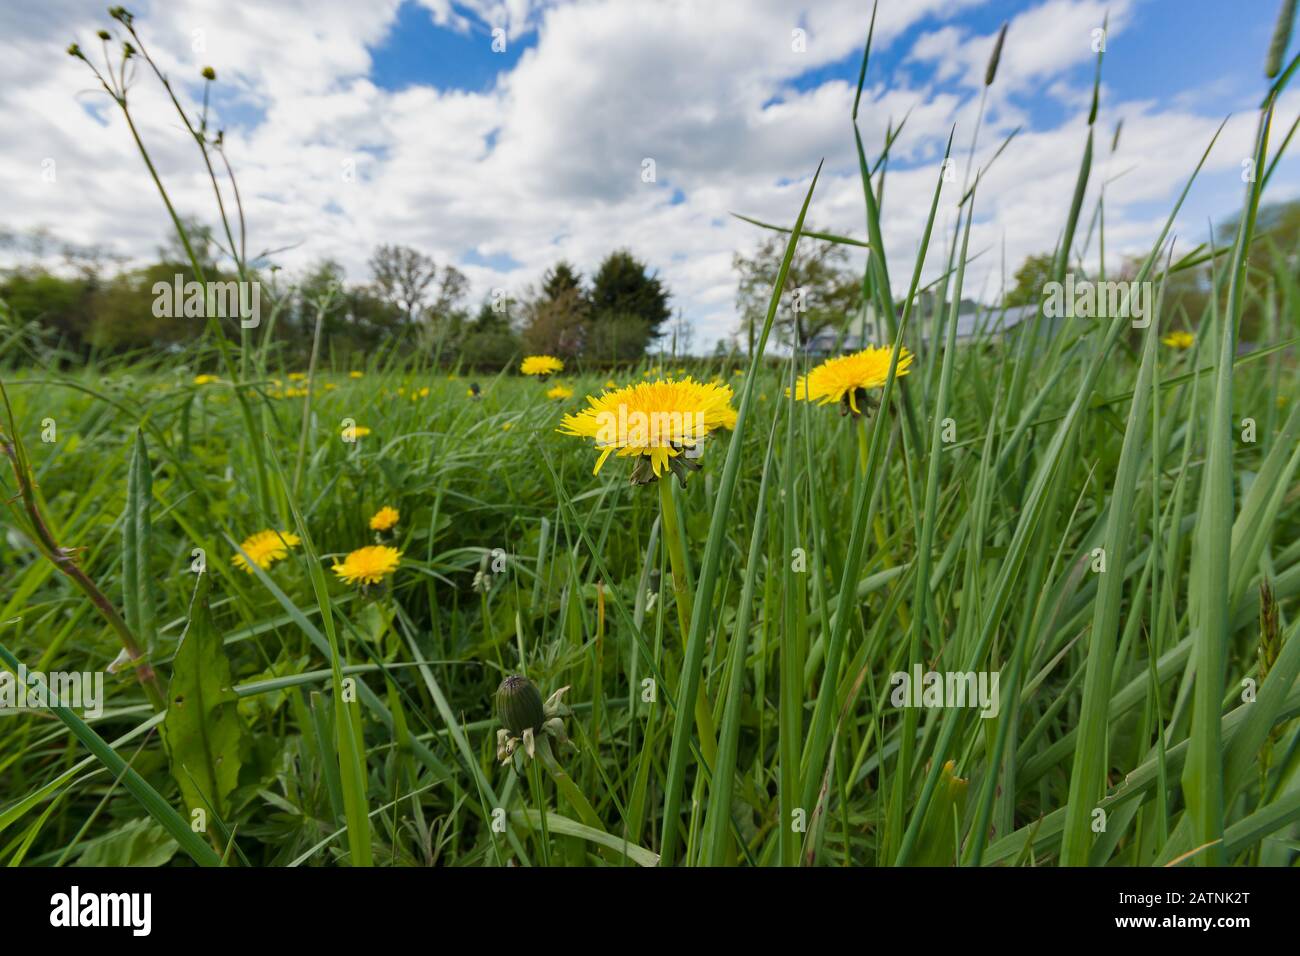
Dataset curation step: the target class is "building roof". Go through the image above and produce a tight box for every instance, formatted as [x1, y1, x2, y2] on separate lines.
[800, 301, 1040, 354]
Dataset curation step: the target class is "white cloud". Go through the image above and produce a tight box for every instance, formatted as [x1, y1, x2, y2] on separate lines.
[1, 0, 1293, 350]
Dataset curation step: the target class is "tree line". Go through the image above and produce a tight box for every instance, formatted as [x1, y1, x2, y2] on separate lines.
[0, 225, 678, 368]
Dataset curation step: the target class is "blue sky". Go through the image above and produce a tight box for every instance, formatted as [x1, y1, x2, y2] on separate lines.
[371, 2, 537, 93]
[3, 0, 1297, 348]
[368, 1, 1281, 116]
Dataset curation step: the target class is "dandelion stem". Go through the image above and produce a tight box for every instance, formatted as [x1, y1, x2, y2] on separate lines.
[856, 413, 870, 477]
[657, 475, 718, 767]
[528, 755, 552, 866]
[534, 736, 622, 864]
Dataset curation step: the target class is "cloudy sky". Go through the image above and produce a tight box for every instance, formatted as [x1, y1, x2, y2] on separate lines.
[1, 0, 1296, 349]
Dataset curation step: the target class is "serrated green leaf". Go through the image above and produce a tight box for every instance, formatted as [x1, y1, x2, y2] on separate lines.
[160, 573, 246, 824]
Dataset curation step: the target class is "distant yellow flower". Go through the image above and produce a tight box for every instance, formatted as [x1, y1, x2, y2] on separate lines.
[521, 355, 563, 377]
[232, 530, 301, 573]
[557, 377, 736, 483]
[324, 382, 337, 390]
[1161, 330, 1195, 350]
[419, 386, 430, 397]
[793, 345, 913, 416]
[369, 506, 399, 532]
[501, 422, 513, 431]
[344, 425, 372, 439]
[288, 372, 306, 382]
[604, 379, 618, 389]
[349, 371, 364, 379]
[193, 374, 220, 385]
[332, 545, 402, 586]
[547, 384, 574, 400]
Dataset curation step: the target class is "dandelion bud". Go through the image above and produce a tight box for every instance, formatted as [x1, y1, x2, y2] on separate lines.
[984, 22, 1007, 87]
[201, 66, 216, 80]
[67, 43, 84, 58]
[122, 41, 136, 57]
[97, 30, 111, 40]
[497, 675, 544, 736]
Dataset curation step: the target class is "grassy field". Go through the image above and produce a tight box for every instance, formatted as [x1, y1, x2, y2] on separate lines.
[1, 7, 1299, 868]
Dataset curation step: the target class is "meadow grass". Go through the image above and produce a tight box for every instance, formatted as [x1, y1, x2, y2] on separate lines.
[0, 6, 1299, 867]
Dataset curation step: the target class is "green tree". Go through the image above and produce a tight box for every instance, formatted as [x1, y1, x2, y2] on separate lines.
[1004, 252, 1055, 308]
[521, 282, 587, 358]
[586, 312, 650, 361]
[90, 261, 215, 351]
[589, 250, 670, 356]
[459, 298, 521, 367]
[368, 244, 469, 349]
[1214, 199, 1300, 342]
[733, 235, 858, 352]
[0, 269, 96, 356]
[542, 261, 585, 303]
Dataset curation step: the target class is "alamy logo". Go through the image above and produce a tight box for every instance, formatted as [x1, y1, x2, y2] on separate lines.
[0, 665, 103, 718]
[1041, 274, 1152, 327]
[889, 666, 1000, 718]
[594, 407, 708, 457]
[50, 886, 151, 936]
[152, 274, 261, 328]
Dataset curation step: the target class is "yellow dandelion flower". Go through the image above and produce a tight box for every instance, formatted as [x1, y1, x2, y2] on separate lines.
[369, 506, 399, 531]
[344, 425, 372, 439]
[332, 545, 402, 586]
[349, 371, 364, 379]
[232, 529, 301, 573]
[792, 345, 913, 416]
[1161, 330, 1195, 350]
[547, 384, 574, 400]
[288, 372, 306, 382]
[557, 377, 736, 483]
[522, 355, 564, 377]
[193, 374, 220, 385]
[419, 386, 430, 397]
